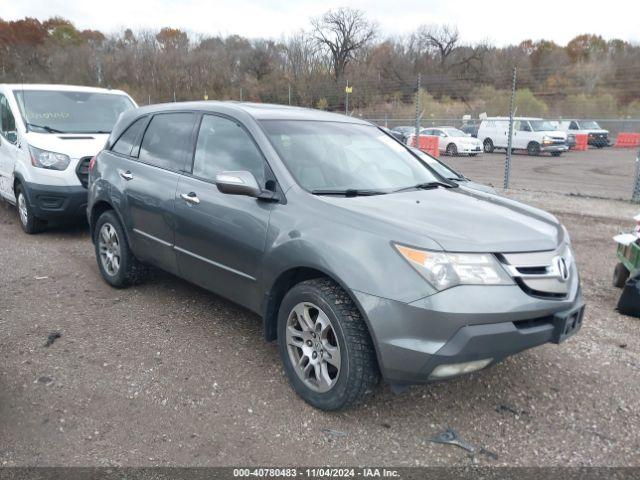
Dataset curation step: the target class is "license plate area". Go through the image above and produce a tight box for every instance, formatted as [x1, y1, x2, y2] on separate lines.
[553, 305, 585, 343]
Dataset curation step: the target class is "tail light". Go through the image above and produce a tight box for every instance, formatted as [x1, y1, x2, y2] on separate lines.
[88, 156, 96, 172]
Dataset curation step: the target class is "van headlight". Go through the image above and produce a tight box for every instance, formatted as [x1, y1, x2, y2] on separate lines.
[542, 135, 554, 145]
[28, 145, 71, 170]
[395, 244, 513, 291]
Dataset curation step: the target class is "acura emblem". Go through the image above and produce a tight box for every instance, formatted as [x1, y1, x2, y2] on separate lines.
[553, 256, 570, 282]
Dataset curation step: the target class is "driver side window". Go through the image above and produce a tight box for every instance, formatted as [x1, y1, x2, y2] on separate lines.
[519, 121, 532, 132]
[0, 94, 17, 144]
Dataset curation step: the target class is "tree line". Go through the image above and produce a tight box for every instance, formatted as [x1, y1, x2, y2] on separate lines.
[1, 9, 639, 119]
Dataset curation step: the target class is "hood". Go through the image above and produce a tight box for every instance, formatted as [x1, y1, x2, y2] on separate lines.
[544, 130, 567, 139]
[319, 187, 561, 253]
[25, 132, 109, 159]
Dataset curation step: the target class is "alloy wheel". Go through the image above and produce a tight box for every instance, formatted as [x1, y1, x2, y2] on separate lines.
[98, 223, 122, 276]
[285, 302, 341, 393]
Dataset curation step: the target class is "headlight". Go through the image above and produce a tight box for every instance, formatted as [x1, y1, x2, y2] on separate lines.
[28, 145, 71, 170]
[395, 244, 513, 291]
[542, 135, 553, 145]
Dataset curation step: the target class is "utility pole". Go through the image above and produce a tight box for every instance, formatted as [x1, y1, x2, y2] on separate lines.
[345, 80, 350, 115]
[414, 73, 421, 148]
[173, 91, 176, 102]
[288, 84, 291, 106]
[504, 67, 517, 190]
[240, 87, 243, 102]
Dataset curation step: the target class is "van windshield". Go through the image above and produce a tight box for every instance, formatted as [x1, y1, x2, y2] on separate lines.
[261, 120, 440, 192]
[14, 90, 135, 134]
[529, 120, 556, 132]
[579, 120, 601, 129]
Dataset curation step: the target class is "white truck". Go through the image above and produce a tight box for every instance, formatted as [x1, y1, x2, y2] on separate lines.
[0, 84, 136, 233]
[477, 117, 568, 156]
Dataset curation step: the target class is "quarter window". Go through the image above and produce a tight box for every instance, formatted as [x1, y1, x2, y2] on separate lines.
[112, 117, 147, 157]
[192, 115, 265, 184]
[0, 94, 17, 143]
[139, 113, 196, 171]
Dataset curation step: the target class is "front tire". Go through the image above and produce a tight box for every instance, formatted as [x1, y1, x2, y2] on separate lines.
[94, 210, 147, 288]
[483, 138, 494, 153]
[15, 184, 46, 234]
[446, 143, 458, 156]
[527, 142, 541, 156]
[277, 278, 379, 410]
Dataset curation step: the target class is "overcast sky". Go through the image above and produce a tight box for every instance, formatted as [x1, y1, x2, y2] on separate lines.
[3, 0, 639, 46]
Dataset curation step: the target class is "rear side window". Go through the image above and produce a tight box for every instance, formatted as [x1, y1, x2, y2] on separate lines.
[111, 117, 147, 156]
[191, 115, 265, 185]
[139, 113, 196, 171]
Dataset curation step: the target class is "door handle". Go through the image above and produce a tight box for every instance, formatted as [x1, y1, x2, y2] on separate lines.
[120, 170, 133, 181]
[180, 192, 200, 205]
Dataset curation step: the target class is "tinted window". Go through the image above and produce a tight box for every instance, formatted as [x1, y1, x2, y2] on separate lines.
[112, 117, 147, 156]
[139, 113, 196, 171]
[0, 94, 16, 141]
[192, 115, 265, 184]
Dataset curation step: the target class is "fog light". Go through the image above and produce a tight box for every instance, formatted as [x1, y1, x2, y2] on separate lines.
[429, 358, 493, 379]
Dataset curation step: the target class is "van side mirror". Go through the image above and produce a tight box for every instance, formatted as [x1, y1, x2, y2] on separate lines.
[6, 131, 17, 144]
[215, 170, 262, 198]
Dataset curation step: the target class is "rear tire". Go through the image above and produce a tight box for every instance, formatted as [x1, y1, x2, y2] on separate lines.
[613, 262, 630, 288]
[527, 142, 541, 156]
[15, 184, 46, 234]
[277, 278, 379, 411]
[94, 210, 147, 288]
[483, 138, 494, 153]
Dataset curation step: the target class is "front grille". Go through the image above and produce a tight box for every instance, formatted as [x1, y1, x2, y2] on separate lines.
[76, 156, 92, 188]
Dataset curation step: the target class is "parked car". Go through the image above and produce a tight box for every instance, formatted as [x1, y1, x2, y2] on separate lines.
[420, 126, 483, 156]
[0, 84, 136, 233]
[409, 147, 496, 194]
[390, 125, 416, 143]
[477, 117, 568, 156]
[89, 102, 584, 410]
[557, 120, 609, 148]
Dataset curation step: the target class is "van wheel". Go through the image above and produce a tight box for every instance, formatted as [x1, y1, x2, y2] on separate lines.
[551, 152, 562, 157]
[527, 142, 541, 156]
[446, 143, 458, 156]
[94, 210, 147, 288]
[483, 139, 494, 153]
[613, 262, 630, 288]
[15, 184, 46, 234]
[277, 278, 379, 411]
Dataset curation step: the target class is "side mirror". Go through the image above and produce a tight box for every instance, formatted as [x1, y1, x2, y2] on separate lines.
[6, 131, 18, 144]
[215, 170, 262, 198]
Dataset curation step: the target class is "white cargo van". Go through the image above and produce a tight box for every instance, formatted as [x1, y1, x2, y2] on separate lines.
[0, 84, 136, 233]
[477, 117, 568, 156]
[557, 120, 609, 148]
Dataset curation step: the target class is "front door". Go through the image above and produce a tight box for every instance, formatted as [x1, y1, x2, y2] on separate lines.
[0, 93, 20, 201]
[174, 114, 274, 312]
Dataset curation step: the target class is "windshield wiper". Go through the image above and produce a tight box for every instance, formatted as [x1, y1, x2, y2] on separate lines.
[25, 123, 66, 134]
[392, 180, 457, 193]
[311, 188, 387, 197]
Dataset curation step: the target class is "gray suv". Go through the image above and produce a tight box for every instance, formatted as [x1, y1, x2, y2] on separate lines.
[87, 102, 584, 411]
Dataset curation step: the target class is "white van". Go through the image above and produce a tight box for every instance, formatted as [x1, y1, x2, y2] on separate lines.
[0, 84, 136, 233]
[477, 117, 568, 157]
[557, 120, 609, 148]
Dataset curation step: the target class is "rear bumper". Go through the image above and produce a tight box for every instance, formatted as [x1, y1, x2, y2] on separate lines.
[354, 279, 583, 385]
[23, 182, 87, 219]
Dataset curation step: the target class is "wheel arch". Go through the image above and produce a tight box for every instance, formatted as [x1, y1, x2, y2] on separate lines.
[89, 200, 129, 247]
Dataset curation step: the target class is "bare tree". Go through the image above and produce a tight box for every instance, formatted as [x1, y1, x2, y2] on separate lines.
[418, 24, 460, 69]
[311, 7, 376, 81]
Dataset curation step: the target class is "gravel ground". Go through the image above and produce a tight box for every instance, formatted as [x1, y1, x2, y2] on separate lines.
[446, 147, 638, 200]
[0, 189, 639, 467]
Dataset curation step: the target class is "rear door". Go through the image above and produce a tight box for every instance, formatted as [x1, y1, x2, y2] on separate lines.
[173, 113, 275, 312]
[117, 112, 197, 274]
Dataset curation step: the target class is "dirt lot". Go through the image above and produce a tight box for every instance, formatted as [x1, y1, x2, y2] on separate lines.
[446, 147, 638, 200]
[0, 188, 639, 467]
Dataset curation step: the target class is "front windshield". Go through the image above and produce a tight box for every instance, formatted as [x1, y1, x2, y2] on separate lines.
[261, 121, 440, 192]
[443, 128, 466, 137]
[14, 90, 135, 134]
[579, 120, 601, 129]
[412, 149, 461, 179]
[529, 120, 556, 132]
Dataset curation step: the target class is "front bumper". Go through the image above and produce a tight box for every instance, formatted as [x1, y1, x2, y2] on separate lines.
[455, 145, 482, 154]
[540, 144, 569, 152]
[23, 182, 88, 219]
[354, 281, 583, 385]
